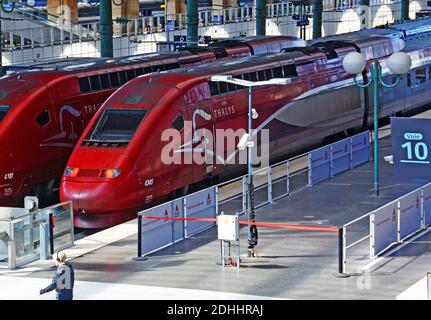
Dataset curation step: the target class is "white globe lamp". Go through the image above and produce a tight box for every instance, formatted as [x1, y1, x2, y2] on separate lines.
[342, 52, 366, 75]
[387, 52, 412, 75]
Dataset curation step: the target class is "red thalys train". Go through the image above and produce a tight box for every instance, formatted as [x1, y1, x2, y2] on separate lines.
[0, 36, 303, 207]
[61, 21, 431, 228]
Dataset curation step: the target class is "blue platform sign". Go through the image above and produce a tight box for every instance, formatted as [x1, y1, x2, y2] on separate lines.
[391, 117, 431, 179]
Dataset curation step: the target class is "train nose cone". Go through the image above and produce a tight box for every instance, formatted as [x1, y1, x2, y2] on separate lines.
[61, 180, 116, 212]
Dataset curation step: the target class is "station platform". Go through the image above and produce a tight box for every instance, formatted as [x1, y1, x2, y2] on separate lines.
[0, 133, 430, 300]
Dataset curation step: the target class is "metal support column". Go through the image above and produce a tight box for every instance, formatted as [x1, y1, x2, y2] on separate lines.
[256, 0, 266, 36]
[186, 0, 198, 47]
[401, 0, 409, 21]
[312, 0, 322, 39]
[100, 0, 113, 58]
[358, 0, 370, 30]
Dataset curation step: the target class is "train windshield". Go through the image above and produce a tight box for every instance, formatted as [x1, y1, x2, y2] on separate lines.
[87, 108, 148, 142]
[0, 105, 10, 122]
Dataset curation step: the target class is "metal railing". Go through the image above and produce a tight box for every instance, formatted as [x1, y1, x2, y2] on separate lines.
[339, 182, 431, 275]
[0, 201, 73, 269]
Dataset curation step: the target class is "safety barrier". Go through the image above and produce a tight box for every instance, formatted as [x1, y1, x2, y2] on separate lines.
[339, 182, 431, 275]
[0, 201, 73, 269]
[138, 131, 370, 258]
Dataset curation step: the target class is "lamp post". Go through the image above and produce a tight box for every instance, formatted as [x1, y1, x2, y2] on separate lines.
[342, 51, 412, 196]
[211, 75, 291, 257]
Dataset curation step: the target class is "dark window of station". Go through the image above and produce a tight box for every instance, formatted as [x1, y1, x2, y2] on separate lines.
[415, 68, 426, 85]
[218, 81, 228, 94]
[109, 72, 120, 88]
[272, 67, 283, 78]
[90, 75, 101, 91]
[152, 65, 164, 72]
[100, 74, 111, 89]
[135, 68, 144, 76]
[243, 73, 251, 81]
[78, 77, 91, 93]
[209, 81, 219, 96]
[429, 66, 431, 80]
[407, 73, 411, 87]
[119, 71, 128, 85]
[126, 69, 136, 81]
[36, 109, 51, 127]
[172, 114, 184, 131]
[264, 69, 273, 80]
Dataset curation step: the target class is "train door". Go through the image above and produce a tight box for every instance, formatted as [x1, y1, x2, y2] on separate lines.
[187, 101, 216, 182]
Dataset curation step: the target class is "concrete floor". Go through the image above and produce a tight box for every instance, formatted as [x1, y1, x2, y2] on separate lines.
[14, 135, 431, 300]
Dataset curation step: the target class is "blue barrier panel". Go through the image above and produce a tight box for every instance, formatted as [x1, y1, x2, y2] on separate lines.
[172, 199, 184, 243]
[423, 183, 431, 226]
[351, 131, 370, 167]
[399, 189, 422, 240]
[331, 138, 351, 176]
[185, 187, 217, 238]
[309, 145, 331, 185]
[373, 201, 398, 256]
[141, 203, 173, 256]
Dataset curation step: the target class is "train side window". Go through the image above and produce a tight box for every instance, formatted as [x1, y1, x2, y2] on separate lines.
[209, 81, 220, 96]
[78, 77, 91, 93]
[218, 81, 228, 94]
[90, 75, 101, 91]
[100, 74, 110, 89]
[165, 63, 180, 70]
[126, 69, 136, 81]
[272, 67, 283, 78]
[415, 68, 426, 85]
[227, 82, 237, 92]
[283, 64, 298, 78]
[264, 69, 273, 80]
[109, 72, 120, 88]
[144, 66, 152, 74]
[119, 71, 128, 85]
[172, 114, 184, 131]
[36, 109, 51, 127]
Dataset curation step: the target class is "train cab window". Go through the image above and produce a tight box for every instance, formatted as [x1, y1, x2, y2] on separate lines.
[415, 68, 426, 85]
[0, 105, 10, 122]
[119, 71, 128, 85]
[126, 69, 136, 81]
[172, 114, 184, 131]
[88, 108, 148, 142]
[272, 67, 283, 78]
[78, 77, 91, 93]
[109, 72, 120, 88]
[100, 74, 111, 89]
[36, 109, 51, 127]
[90, 75, 101, 91]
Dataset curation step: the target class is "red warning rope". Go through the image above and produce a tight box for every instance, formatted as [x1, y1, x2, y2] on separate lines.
[141, 215, 339, 233]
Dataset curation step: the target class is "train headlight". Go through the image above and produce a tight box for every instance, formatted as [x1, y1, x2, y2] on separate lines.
[64, 167, 79, 177]
[100, 169, 121, 179]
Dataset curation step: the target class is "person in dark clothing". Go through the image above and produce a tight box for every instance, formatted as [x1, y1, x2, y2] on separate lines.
[39, 251, 75, 300]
